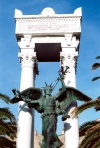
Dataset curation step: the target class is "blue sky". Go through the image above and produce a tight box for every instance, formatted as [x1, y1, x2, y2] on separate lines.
[0, 0, 100, 134]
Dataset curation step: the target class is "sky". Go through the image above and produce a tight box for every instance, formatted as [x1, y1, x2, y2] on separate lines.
[0, 0, 100, 135]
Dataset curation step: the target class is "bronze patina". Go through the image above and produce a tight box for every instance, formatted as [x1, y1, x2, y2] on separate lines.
[11, 70, 91, 148]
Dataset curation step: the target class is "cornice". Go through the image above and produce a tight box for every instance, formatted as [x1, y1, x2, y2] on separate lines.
[15, 16, 81, 22]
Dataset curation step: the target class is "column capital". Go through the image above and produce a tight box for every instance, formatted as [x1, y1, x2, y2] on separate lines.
[18, 52, 39, 74]
[60, 51, 78, 72]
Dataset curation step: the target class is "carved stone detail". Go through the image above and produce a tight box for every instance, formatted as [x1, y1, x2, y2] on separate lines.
[15, 16, 81, 22]
[18, 52, 39, 74]
[24, 35, 32, 47]
[60, 52, 78, 73]
[65, 34, 72, 46]
[64, 35, 80, 49]
[41, 7, 55, 16]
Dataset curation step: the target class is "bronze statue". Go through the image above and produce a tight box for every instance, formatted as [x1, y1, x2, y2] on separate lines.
[11, 70, 92, 148]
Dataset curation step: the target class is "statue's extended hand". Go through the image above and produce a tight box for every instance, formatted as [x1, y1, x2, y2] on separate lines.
[10, 88, 22, 104]
[58, 71, 64, 80]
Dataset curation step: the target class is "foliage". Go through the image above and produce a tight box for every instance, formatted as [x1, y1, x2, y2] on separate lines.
[0, 93, 16, 148]
[70, 97, 100, 148]
[70, 97, 100, 117]
[92, 56, 100, 81]
[70, 54, 100, 147]
[79, 120, 100, 148]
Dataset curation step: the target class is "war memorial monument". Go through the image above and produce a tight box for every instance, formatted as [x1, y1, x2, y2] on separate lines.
[10, 7, 91, 148]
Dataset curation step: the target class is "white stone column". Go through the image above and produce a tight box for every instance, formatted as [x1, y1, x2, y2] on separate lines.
[60, 47, 79, 148]
[16, 52, 38, 148]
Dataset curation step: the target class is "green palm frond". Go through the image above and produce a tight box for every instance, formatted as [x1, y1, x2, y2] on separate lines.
[95, 105, 100, 111]
[92, 138, 100, 148]
[70, 100, 97, 117]
[0, 136, 16, 148]
[92, 76, 100, 81]
[0, 108, 16, 122]
[96, 56, 100, 59]
[85, 122, 100, 134]
[79, 125, 100, 148]
[0, 93, 10, 104]
[0, 119, 16, 139]
[7, 122, 17, 134]
[79, 120, 99, 136]
[86, 135, 100, 148]
[0, 92, 16, 147]
[92, 63, 100, 70]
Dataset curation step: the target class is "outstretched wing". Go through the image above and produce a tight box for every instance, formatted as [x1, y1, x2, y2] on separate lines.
[20, 87, 42, 101]
[21, 87, 44, 113]
[66, 87, 92, 102]
[56, 87, 92, 114]
[10, 87, 43, 104]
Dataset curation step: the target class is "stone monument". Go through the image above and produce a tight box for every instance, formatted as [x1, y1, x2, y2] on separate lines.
[14, 7, 82, 148]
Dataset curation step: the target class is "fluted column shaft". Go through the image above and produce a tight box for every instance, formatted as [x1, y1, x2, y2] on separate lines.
[17, 52, 38, 148]
[60, 49, 79, 148]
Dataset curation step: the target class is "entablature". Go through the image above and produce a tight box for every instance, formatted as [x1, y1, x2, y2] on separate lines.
[15, 7, 82, 38]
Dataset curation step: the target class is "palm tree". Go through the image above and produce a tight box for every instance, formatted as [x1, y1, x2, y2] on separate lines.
[92, 56, 100, 81]
[92, 55, 100, 111]
[79, 120, 100, 148]
[69, 55, 100, 148]
[70, 97, 100, 148]
[95, 105, 100, 111]
[70, 96, 100, 117]
[0, 93, 16, 148]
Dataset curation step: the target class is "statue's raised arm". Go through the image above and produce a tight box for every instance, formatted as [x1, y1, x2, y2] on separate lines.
[54, 70, 66, 101]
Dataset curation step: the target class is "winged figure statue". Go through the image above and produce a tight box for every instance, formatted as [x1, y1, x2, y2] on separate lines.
[10, 70, 92, 148]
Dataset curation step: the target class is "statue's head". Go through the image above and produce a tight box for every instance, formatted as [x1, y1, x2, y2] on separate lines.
[43, 82, 53, 95]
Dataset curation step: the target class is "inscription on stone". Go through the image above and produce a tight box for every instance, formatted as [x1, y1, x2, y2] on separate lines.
[17, 21, 79, 33]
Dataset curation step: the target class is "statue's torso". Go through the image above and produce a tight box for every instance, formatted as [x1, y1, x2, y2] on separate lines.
[42, 96, 56, 116]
